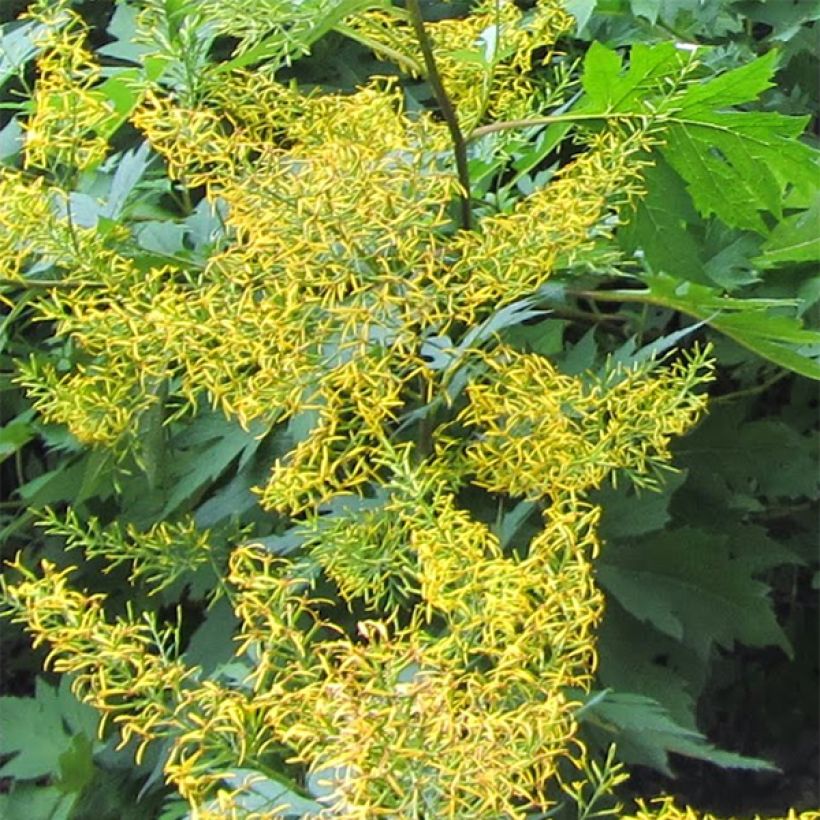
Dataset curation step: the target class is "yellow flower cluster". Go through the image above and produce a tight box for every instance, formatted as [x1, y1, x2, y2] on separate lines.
[626, 797, 820, 820]
[0, 558, 285, 812]
[350, 0, 575, 131]
[195, 0, 340, 63]
[23, 4, 117, 171]
[2, 442, 605, 817]
[0, 557, 198, 765]
[458, 345, 713, 498]
[0, 171, 55, 284]
[0, 1, 773, 817]
[37, 508, 241, 594]
[451, 124, 657, 313]
[2, 0, 661, 464]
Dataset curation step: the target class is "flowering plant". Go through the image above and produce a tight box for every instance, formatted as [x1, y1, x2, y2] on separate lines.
[0, 1, 817, 817]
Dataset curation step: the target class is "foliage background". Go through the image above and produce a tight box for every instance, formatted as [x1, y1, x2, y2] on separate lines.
[0, 0, 817, 818]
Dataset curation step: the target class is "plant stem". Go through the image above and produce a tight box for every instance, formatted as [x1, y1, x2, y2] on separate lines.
[469, 111, 626, 141]
[712, 370, 789, 404]
[405, 0, 472, 231]
[569, 287, 656, 306]
[0, 278, 103, 290]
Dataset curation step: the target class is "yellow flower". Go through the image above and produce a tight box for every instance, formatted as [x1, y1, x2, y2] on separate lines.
[24, 8, 117, 171]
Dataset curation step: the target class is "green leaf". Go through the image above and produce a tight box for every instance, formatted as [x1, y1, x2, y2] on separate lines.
[581, 41, 683, 112]
[595, 470, 687, 540]
[737, 0, 820, 44]
[17, 456, 87, 506]
[597, 527, 793, 659]
[56, 734, 95, 795]
[0, 783, 76, 820]
[597, 601, 704, 728]
[0, 411, 35, 463]
[661, 108, 816, 232]
[76, 449, 115, 506]
[103, 141, 153, 220]
[577, 44, 820, 232]
[98, 1, 155, 65]
[458, 298, 547, 351]
[558, 327, 598, 375]
[55, 675, 100, 741]
[672, 49, 779, 112]
[136, 221, 188, 256]
[0, 695, 66, 779]
[206, 770, 322, 818]
[561, 0, 598, 32]
[183, 597, 239, 673]
[0, 116, 22, 161]
[620, 156, 707, 284]
[138, 382, 168, 493]
[161, 413, 267, 517]
[630, 0, 661, 24]
[723, 523, 805, 575]
[756, 194, 820, 267]
[497, 498, 538, 549]
[502, 318, 566, 357]
[677, 408, 819, 502]
[193, 468, 262, 527]
[0, 678, 98, 781]
[502, 121, 573, 196]
[601, 273, 820, 379]
[581, 691, 777, 775]
[0, 20, 50, 88]
[581, 41, 624, 108]
[701, 223, 762, 290]
[98, 71, 143, 125]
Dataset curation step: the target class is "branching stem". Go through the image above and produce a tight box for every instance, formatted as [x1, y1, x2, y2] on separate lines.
[0, 277, 103, 290]
[405, 0, 472, 231]
[469, 111, 629, 140]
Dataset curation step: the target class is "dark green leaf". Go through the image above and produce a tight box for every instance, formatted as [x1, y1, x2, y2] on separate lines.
[582, 691, 777, 775]
[0, 678, 98, 781]
[564, 0, 598, 32]
[0, 783, 76, 820]
[620, 156, 707, 284]
[597, 601, 704, 727]
[183, 597, 239, 673]
[0, 20, 49, 88]
[559, 327, 598, 375]
[0, 412, 34, 463]
[595, 470, 687, 540]
[56, 734, 95, 795]
[161, 414, 266, 517]
[597, 527, 792, 659]
[103, 141, 153, 220]
[677, 409, 819, 501]
[630, 0, 661, 24]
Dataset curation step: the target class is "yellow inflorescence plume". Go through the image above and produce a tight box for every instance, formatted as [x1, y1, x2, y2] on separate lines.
[350, 0, 575, 131]
[458, 344, 713, 498]
[1, 442, 607, 817]
[0, 0, 762, 817]
[23, 5, 117, 171]
[626, 797, 820, 820]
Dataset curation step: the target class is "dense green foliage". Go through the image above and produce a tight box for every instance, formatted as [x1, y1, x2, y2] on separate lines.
[0, 0, 817, 818]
